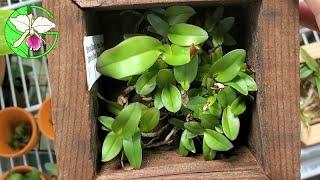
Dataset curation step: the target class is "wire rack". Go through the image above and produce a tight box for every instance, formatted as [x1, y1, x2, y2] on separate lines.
[0, 0, 55, 176]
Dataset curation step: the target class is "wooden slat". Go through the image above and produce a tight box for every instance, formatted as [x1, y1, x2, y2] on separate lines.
[42, 1, 98, 179]
[96, 147, 267, 179]
[246, 0, 300, 179]
[72, 0, 255, 8]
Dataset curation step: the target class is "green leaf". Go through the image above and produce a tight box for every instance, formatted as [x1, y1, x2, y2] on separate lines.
[162, 44, 191, 66]
[181, 130, 196, 153]
[300, 65, 313, 79]
[179, 138, 189, 156]
[231, 96, 246, 115]
[168, 23, 209, 46]
[204, 129, 233, 151]
[169, 118, 185, 129]
[238, 72, 257, 91]
[161, 84, 182, 112]
[209, 101, 222, 117]
[212, 30, 224, 47]
[44, 163, 58, 176]
[140, 107, 160, 133]
[184, 121, 204, 135]
[187, 96, 206, 112]
[174, 55, 199, 90]
[211, 49, 246, 83]
[315, 75, 320, 96]
[218, 17, 235, 33]
[97, 93, 123, 115]
[102, 132, 123, 162]
[0, 10, 14, 55]
[226, 76, 248, 95]
[8, 173, 23, 180]
[165, 6, 195, 25]
[301, 48, 319, 73]
[147, 14, 169, 36]
[217, 86, 237, 108]
[135, 72, 157, 95]
[188, 87, 207, 97]
[112, 103, 142, 138]
[99, 116, 114, 130]
[223, 34, 237, 46]
[156, 69, 175, 88]
[154, 91, 164, 109]
[97, 36, 162, 79]
[123, 131, 142, 169]
[123, 34, 145, 39]
[200, 113, 219, 129]
[24, 170, 41, 180]
[203, 139, 216, 161]
[222, 106, 240, 141]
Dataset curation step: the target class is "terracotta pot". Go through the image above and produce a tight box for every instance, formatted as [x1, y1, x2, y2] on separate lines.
[0, 165, 46, 180]
[38, 97, 55, 140]
[0, 107, 39, 158]
[0, 57, 5, 86]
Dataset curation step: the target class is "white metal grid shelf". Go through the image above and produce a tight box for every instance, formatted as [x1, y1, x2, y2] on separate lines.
[0, 0, 55, 176]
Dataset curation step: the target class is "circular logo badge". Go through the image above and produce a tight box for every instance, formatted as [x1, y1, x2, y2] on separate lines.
[4, 5, 58, 59]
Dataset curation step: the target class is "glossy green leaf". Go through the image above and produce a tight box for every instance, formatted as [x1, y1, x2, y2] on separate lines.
[301, 48, 319, 73]
[181, 130, 196, 153]
[199, 113, 219, 129]
[135, 72, 157, 95]
[212, 30, 224, 47]
[165, 6, 195, 25]
[203, 139, 216, 161]
[179, 138, 189, 156]
[99, 116, 114, 130]
[140, 107, 160, 132]
[223, 34, 237, 46]
[161, 84, 182, 112]
[222, 106, 240, 141]
[184, 121, 204, 135]
[208, 101, 222, 117]
[226, 76, 248, 95]
[218, 17, 235, 33]
[187, 96, 206, 112]
[162, 44, 191, 66]
[188, 87, 207, 97]
[315, 75, 320, 96]
[215, 124, 224, 134]
[231, 96, 246, 115]
[211, 49, 246, 83]
[168, 23, 209, 46]
[97, 93, 123, 115]
[123, 34, 145, 39]
[102, 132, 123, 162]
[147, 14, 169, 36]
[174, 55, 199, 90]
[112, 103, 142, 138]
[123, 131, 142, 169]
[0, 10, 14, 55]
[157, 69, 175, 88]
[217, 87, 237, 108]
[204, 129, 233, 151]
[97, 36, 162, 79]
[238, 72, 257, 91]
[300, 65, 313, 79]
[154, 91, 164, 109]
[169, 118, 185, 129]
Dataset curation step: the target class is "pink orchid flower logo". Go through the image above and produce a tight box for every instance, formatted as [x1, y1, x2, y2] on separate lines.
[9, 14, 55, 51]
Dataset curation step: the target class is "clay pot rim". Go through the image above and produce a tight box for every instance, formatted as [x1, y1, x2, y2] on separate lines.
[38, 97, 54, 140]
[0, 165, 46, 180]
[0, 107, 38, 158]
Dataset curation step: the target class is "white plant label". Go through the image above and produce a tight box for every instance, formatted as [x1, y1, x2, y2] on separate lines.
[83, 35, 104, 91]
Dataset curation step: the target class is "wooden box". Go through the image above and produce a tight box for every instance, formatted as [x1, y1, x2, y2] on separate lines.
[43, 0, 300, 179]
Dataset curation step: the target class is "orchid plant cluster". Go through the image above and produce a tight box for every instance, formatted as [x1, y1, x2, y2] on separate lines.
[96, 6, 257, 169]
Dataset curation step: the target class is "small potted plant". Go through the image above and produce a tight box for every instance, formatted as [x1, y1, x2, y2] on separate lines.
[0, 107, 38, 157]
[45, 162, 58, 180]
[38, 97, 55, 140]
[96, 6, 257, 169]
[0, 166, 46, 180]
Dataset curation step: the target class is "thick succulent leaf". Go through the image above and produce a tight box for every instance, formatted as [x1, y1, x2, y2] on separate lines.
[217, 86, 237, 108]
[211, 49, 246, 83]
[181, 130, 196, 153]
[238, 72, 257, 91]
[203, 139, 216, 160]
[218, 17, 235, 33]
[165, 6, 195, 25]
[204, 129, 233, 151]
[226, 76, 248, 95]
[154, 91, 164, 109]
[184, 121, 204, 135]
[300, 65, 313, 79]
[140, 107, 160, 132]
[135, 72, 157, 95]
[222, 106, 240, 141]
[169, 118, 185, 129]
[230, 96, 246, 115]
[97, 36, 161, 79]
[102, 132, 123, 162]
[200, 113, 219, 129]
[301, 48, 319, 73]
[162, 44, 191, 66]
[123, 131, 142, 169]
[187, 96, 206, 112]
[161, 84, 182, 112]
[168, 23, 209, 46]
[97, 93, 123, 115]
[156, 69, 175, 88]
[99, 116, 114, 130]
[179, 137, 189, 156]
[147, 14, 169, 36]
[112, 103, 142, 138]
[212, 30, 224, 47]
[174, 55, 199, 90]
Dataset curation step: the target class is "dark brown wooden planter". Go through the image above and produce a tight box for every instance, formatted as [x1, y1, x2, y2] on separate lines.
[43, 0, 300, 179]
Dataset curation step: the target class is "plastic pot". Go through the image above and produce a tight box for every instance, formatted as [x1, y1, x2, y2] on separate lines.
[0, 107, 38, 157]
[38, 97, 55, 140]
[0, 165, 46, 180]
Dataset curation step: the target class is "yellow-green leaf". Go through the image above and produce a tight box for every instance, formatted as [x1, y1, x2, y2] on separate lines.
[135, 72, 157, 95]
[102, 132, 122, 162]
[140, 107, 160, 133]
[222, 106, 240, 140]
[161, 84, 182, 112]
[123, 131, 142, 169]
[147, 14, 169, 36]
[162, 44, 191, 66]
[168, 23, 208, 46]
[204, 129, 233, 151]
[165, 6, 195, 25]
